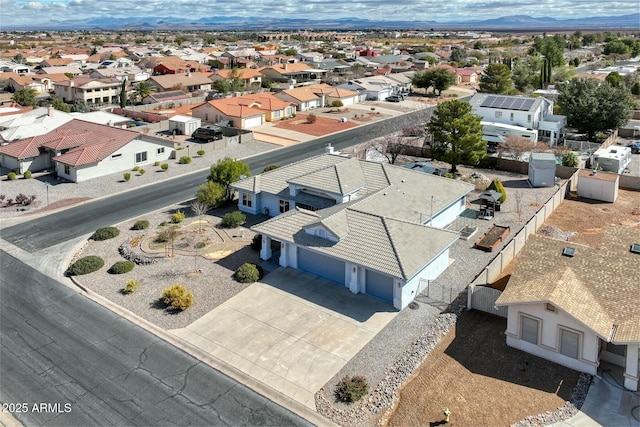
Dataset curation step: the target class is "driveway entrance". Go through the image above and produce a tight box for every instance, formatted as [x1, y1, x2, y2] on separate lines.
[170, 268, 397, 409]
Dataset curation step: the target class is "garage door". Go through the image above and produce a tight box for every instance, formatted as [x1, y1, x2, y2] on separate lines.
[298, 249, 345, 285]
[366, 269, 394, 303]
[244, 115, 263, 129]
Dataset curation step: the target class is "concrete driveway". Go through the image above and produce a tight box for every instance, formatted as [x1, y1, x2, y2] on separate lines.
[170, 268, 397, 409]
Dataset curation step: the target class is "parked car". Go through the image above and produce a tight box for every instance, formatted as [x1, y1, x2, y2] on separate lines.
[192, 125, 223, 141]
[626, 141, 640, 154]
[386, 95, 402, 102]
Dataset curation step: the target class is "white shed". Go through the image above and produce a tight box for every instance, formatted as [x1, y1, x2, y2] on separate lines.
[577, 169, 619, 203]
[528, 152, 556, 187]
[169, 115, 201, 136]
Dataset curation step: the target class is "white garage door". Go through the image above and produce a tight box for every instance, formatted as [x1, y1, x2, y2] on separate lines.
[244, 115, 263, 129]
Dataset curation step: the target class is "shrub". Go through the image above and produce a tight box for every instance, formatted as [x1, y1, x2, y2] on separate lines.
[444, 172, 454, 179]
[161, 163, 169, 171]
[108, 260, 135, 274]
[122, 279, 138, 294]
[197, 150, 205, 156]
[67, 255, 104, 276]
[171, 210, 185, 223]
[335, 376, 369, 403]
[306, 113, 317, 124]
[486, 178, 507, 203]
[179, 156, 192, 164]
[123, 172, 131, 181]
[233, 263, 260, 283]
[195, 241, 206, 249]
[132, 166, 140, 172]
[91, 226, 120, 241]
[251, 234, 262, 251]
[632, 82, 640, 96]
[138, 168, 146, 175]
[220, 211, 246, 228]
[132, 219, 150, 230]
[7, 172, 16, 180]
[154, 161, 161, 166]
[262, 164, 280, 172]
[562, 152, 579, 167]
[331, 100, 344, 108]
[162, 284, 193, 311]
[23, 170, 32, 179]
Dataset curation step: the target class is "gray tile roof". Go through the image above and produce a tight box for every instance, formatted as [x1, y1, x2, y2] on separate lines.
[287, 157, 366, 196]
[496, 225, 640, 344]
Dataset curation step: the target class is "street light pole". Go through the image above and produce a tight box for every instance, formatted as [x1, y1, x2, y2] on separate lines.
[45, 182, 50, 206]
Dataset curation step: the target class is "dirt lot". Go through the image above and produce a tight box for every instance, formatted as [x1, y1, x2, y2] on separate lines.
[385, 310, 581, 427]
[542, 189, 640, 247]
[273, 110, 392, 137]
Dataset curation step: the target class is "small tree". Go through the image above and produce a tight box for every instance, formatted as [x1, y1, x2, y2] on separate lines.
[12, 88, 37, 107]
[196, 181, 225, 208]
[562, 151, 579, 167]
[51, 97, 71, 113]
[220, 211, 246, 228]
[162, 284, 193, 311]
[487, 178, 507, 203]
[191, 200, 210, 233]
[208, 157, 251, 201]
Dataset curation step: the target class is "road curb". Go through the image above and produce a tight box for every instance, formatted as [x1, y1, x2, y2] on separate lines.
[68, 275, 335, 427]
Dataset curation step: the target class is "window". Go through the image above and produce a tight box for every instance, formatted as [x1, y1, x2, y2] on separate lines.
[157, 147, 165, 155]
[521, 316, 539, 344]
[560, 328, 580, 359]
[527, 114, 532, 122]
[273, 110, 281, 118]
[495, 111, 502, 118]
[510, 113, 514, 121]
[64, 164, 70, 175]
[111, 153, 122, 160]
[279, 199, 290, 213]
[135, 151, 147, 163]
[242, 193, 252, 207]
[546, 303, 556, 313]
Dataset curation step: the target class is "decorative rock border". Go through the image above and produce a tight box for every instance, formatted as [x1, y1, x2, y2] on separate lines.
[118, 239, 157, 265]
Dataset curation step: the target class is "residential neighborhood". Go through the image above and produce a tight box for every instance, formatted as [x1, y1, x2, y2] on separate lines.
[1, 23, 639, 427]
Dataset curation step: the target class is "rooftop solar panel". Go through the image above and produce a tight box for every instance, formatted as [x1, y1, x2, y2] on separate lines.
[480, 95, 536, 111]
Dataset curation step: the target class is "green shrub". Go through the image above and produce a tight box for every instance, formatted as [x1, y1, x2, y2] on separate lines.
[443, 172, 454, 179]
[67, 255, 104, 276]
[179, 156, 192, 164]
[486, 178, 507, 203]
[123, 172, 131, 181]
[132, 166, 140, 171]
[251, 234, 262, 251]
[162, 284, 193, 311]
[138, 168, 146, 175]
[233, 263, 260, 283]
[154, 161, 161, 166]
[195, 241, 206, 249]
[331, 100, 344, 107]
[132, 219, 150, 230]
[562, 152, 579, 167]
[108, 260, 135, 274]
[7, 172, 16, 180]
[632, 82, 640, 96]
[122, 279, 138, 294]
[90, 226, 120, 241]
[161, 163, 169, 171]
[220, 211, 246, 228]
[23, 170, 32, 179]
[335, 376, 369, 403]
[171, 210, 185, 223]
[197, 150, 205, 156]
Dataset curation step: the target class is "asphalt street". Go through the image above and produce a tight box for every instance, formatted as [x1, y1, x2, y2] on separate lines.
[0, 250, 314, 427]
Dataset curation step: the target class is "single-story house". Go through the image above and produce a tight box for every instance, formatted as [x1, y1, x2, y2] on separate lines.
[230, 153, 474, 309]
[209, 68, 263, 90]
[148, 73, 212, 93]
[0, 119, 174, 182]
[192, 93, 295, 128]
[259, 62, 326, 84]
[142, 90, 191, 105]
[495, 226, 640, 391]
[336, 75, 400, 101]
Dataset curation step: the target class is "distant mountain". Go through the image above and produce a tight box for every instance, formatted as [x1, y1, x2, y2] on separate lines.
[5, 13, 639, 31]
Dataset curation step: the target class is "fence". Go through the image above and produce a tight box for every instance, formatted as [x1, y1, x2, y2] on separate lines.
[467, 285, 507, 317]
[467, 172, 576, 313]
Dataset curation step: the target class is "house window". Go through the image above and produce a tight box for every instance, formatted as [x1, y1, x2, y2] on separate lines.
[273, 110, 281, 118]
[559, 328, 580, 359]
[527, 114, 532, 122]
[64, 164, 70, 175]
[135, 151, 147, 163]
[546, 303, 556, 313]
[521, 315, 539, 345]
[111, 153, 122, 160]
[242, 193, 252, 207]
[510, 113, 514, 121]
[279, 199, 290, 213]
[495, 111, 502, 119]
[157, 147, 165, 155]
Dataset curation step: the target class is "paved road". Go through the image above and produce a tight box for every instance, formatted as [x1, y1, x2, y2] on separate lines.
[3, 108, 435, 252]
[0, 250, 314, 427]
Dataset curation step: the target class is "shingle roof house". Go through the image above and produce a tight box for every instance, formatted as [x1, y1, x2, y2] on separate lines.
[231, 153, 474, 309]
[496, 225, 640, 391]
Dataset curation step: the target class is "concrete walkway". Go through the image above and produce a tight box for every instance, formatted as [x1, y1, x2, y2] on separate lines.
[170, 268, 397, 409]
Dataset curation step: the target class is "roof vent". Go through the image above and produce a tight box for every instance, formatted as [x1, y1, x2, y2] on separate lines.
[562, 247, 576, 257]
[631, 243, 640, 255]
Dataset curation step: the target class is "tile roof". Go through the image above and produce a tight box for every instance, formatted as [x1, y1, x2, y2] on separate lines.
[199, 93, 293, 117]
[496, 225, 640, 344]
[149, 73, 213, 90]
[213, 68, 263, 80]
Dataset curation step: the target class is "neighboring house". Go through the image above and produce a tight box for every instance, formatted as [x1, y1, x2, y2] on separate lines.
[153, 57, 211, 75]
[209, 68, 263, 90]
[40, 57, 75, 67]
[142, 90, 191, 105]
[31, 74, 71, 92]
[6, 75, 47, 95]
[0, 107, 73, 142]
[230, 153, 474, 309]
[495, 226, 640, 392]
[37, 66, 83, 76]
[89, 66, 149, 83]
[53, 77, 121, 105]
[469, 93, 566, 147]
[259, 62, 326, 85]
[274, 83, 360, 109]
[336, 75, 399, 101]
[0, 119, 174, 181]
[148, 73, 212, 93]
[455, 68, 479, 84]
[192, 93, 295, 128]
[0, 61, 31, 74]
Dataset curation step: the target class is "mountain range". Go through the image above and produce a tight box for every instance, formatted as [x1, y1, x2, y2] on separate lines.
[6, 13, 640, 31]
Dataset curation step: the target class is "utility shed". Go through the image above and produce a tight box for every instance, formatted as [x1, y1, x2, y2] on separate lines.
[168, 115, 201, 136]
[528, 152, 556, 187]
[577, 169, 619, 202]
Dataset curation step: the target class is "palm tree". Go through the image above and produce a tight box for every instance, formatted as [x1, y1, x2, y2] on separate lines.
[131, 81, 157, 104]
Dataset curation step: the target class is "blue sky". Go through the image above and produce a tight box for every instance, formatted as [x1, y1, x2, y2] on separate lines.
[2, 0, 639, 29]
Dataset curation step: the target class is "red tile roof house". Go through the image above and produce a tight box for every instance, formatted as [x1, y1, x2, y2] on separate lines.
[191, 93, 295, 129]
[455, 68, 479, 84]
[208, 68, 263, 92]
[0, 119, 175, 182]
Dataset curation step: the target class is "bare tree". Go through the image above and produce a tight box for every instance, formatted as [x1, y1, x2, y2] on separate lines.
[367, 108, 433, 164]
[514, 189, 523, 222]
[498, 136, 535, 161]
[191, 201, 210, 233]
[158, 225, 179, 258]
